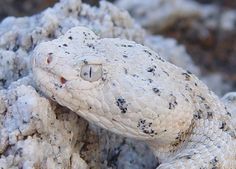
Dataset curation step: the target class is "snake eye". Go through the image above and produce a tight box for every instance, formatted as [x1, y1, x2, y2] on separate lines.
[80, 64, 103, 82]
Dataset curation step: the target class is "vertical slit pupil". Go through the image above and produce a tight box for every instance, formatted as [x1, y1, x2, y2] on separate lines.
[89, 66, 92, 78]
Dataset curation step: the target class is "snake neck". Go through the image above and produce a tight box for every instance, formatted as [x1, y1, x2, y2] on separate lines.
[148, 119, 236, 168]
[146, 119, 195, 161]
[147, 79, 234, 162]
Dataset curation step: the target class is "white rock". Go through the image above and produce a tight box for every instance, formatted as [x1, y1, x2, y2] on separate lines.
[0, 85, 89, 168]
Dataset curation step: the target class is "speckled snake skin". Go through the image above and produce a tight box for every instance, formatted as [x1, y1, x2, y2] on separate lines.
[31, 27, 236, 169]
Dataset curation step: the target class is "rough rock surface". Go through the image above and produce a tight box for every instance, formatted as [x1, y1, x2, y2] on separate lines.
[0, 84, 89, 169]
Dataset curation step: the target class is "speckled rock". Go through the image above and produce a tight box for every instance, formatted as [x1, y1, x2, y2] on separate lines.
[0, 84, 88, 169]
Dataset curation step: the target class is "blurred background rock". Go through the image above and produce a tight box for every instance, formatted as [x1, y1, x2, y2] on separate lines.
[0, 0, 112, 20]
[0, 0, 235, 21]
[0, 0, 56, 20]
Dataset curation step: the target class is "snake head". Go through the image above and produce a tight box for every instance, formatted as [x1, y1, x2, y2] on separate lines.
[32, 27, 194, 143]
[32, 27, 107, 90]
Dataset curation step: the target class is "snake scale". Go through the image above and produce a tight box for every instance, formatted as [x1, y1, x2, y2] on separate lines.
[31, 27, 236, 169]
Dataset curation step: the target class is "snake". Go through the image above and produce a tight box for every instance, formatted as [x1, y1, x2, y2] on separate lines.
[31, 26, 236, 169]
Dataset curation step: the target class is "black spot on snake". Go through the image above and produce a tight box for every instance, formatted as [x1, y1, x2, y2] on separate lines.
[147, 67, 155, 73]
[182, 72, 191, 81]
[137, 119, 157, 136]
[143, 49, 152, 56]
[210, 157, 219, 168]
[116, 97, 128, 114]
[219, 121, 227, 131]
[207, 112, 213, 120]
[194, 109, 204, 119]
[152, 88, 160, 96]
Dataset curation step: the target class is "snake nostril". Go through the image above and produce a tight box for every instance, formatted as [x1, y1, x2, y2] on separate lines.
[46, 53, 53, 64]
[60, 77, 67, 84]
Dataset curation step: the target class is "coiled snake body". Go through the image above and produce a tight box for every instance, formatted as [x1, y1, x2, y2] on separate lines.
[32, 27, 236, 169]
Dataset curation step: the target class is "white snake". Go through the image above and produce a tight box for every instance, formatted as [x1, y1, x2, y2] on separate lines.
[31, 27, 236, 169]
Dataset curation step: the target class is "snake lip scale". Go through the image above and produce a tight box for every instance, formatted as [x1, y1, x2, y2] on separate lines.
[32, 26, 236, 169]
